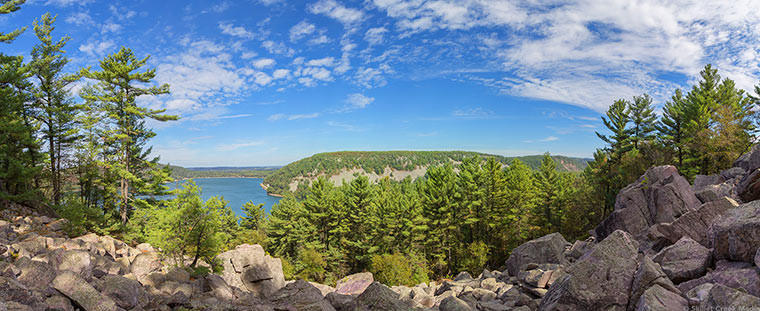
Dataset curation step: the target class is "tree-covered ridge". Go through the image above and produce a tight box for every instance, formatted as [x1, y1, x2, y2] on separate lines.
[262, 151, 590, 195]
[163, 164, 280, 179]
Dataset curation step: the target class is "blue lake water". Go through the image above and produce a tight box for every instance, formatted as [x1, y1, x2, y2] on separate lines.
[168, 178, 281, 216]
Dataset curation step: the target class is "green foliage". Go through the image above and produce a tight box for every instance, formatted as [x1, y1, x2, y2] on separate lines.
[370, 252, 429, 287]
[295, 247, 327, 282]
[457, 241, 489, 276]
[262, 151, 589, 195]
[165, 164, 278, 179]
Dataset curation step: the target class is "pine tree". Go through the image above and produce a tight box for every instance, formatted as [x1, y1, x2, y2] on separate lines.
[341, 175, 375, 271]
[455, 156, 485, 245]
[420, 164, 457, 276]
[480, 157, 507, 265]
[657, 89, 687, 169]
[628, 94, 657, 149]
[596, 99, 632, 159]
[533, 153, 560, 234]
[240, 201, 266, 230]
[503, 159, 535, 247]
[28, 13, 80, 205]
[79, 47, 177, 225]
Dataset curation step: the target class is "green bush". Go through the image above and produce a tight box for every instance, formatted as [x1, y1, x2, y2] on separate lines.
[295, 247, 326, 282]
[457, 241, 489, 275]
[370, 252, 429, 286]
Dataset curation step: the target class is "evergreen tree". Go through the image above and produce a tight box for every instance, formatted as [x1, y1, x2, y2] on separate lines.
[503, 159, 535, 248]
[628, 94, 657, 149]
[420, 164, 457, 276]
[657, 89, 687, 169]
[28, 13, 80, 205]
[240, 201, 266, 230]
[79, 47, 177, 225]
[340, 175, 375, 271]
[533, 153, 560, 234]
[596, 99, 632, 158]
[455, 156, 485, 245]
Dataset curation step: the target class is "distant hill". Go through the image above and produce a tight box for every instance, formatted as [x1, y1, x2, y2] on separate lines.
[165, 164, 280, 179]
[261, 151, 590, 195]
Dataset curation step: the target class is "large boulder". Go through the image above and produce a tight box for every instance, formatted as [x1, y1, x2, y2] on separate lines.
[505, 233, 570, 277]
[594, 166, 700, 241]
[652, 237, 711, 283]
[438, 296, 474, 311]
[217, 244, 285, 298]
[52, 271, 123, 311]
[628, 256, 679, 311]
[699, 283, 760, 309]
[649, 196, 738, 247]
[708, 199, 760, 263]
[538, 230, 640, 311]
[343, 282, 412, 311]
[0, 276, 47, 311]
[15, 257, 56, 291]
[56, 250, 94, 279]
[129, 252, 161, 280]
[100, 275, 151, 310]
[678, 260, 760, 297]
[634, 284, 688, 311]
[268, 279, 336, 311]
[335, 272, 374, 295]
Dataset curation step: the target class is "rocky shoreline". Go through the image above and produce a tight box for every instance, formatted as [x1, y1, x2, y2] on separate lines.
[3, 147, 760, 310]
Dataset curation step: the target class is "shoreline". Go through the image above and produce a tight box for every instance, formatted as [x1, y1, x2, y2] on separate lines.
[260, 183, 284, 198]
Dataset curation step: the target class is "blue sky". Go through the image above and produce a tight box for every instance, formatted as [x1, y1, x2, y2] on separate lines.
[5, 0, 760, 166]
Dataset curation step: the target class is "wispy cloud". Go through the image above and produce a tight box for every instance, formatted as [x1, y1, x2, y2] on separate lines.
[451, 107, 499, 119]
[523, 136, 559, 143]
[219, 22, 254, 39]
[327, 121, 363, 132]
[217, 141, 264, 151]
[268, 113, 320, 121]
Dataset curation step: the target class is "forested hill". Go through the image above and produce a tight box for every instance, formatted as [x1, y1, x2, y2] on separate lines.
[165, 164, 280, 179]
[261, 151, 589, 195]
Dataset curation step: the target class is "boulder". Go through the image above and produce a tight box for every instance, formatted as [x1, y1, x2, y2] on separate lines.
[699, 283, 760, 309]
[44, 295, 74, 311]
[343, 282, 411, 311]
[204, 274, 235, 300]
[738, 169, 760, 202]
[335, 272, 374, 295]
[678, 260, 760, 297]
[650, 196, 737, 247]
[628, 256, 679, 311]
[217, 244, 285, 298]
[269, 279, 336, 311]
[453, 272, 472, 282]
[693, 174, 724, 189]
[56, 250, 93, 279]
[594, 166, 699, 241]
[164, 267, 190, 284]
[438, 296, 474, 311]
[0, 276, 46, 311]
[505, 233, 570, 276]
[15, 258, 55, 291]
[709, 199, 760, 263]
[755, 248, 760, 267]
[634, 284, 688, 311]
[310, 281, 336, 297]
[100, 274, 150, 310]
[652, 237, 711, 283]
[685, 283, 714, 305]
[52, 271, 123, 311]
[538, 230, 640, 311]
[326, 292, 356, 310]
[129, 252, 161, 280]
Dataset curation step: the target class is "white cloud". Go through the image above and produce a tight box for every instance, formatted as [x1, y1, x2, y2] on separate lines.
[290, 20, 316, 41]
[79, 40, 115, 56]
[308, 0, 364, 26]
[65, 12, 93, 26]
[355, 64, 392, 88]
[301, 67, 332, 81]
[101, 23, 122, 33]
[44, 0, 94, 6]
[305, 57, 335, 67]
[268, 113, 320, 121]
[262, 40, 295, 56]
[219, 23, 254, 39]
[451, 107, 498, 119]
[252, 58, 276, 69]
[273, 69, 291, 79]
[364, 27, 387, 45]
[344, 93, 374, 110]
[253, 72, 273, 85]
[241, 52, 258, 59]
[211, 1, 231, 13]
[217, 141, 263, 151]
[524, 136, 559, 143]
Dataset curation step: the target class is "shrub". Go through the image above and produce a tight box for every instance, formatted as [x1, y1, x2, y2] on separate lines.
[295, 247, 326, 282]
[457, 241, 489, 275]
[370, 252, 429, 286]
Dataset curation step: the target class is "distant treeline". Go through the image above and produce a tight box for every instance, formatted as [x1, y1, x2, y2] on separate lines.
[262, 151, 590, 195]
[164, 164, 280, 179]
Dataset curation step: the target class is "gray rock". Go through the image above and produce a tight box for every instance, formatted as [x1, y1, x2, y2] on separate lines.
[685, 283, 714, 305]
[721, 167, 745, 180]
[652, 237, 711, 283]
[44, 295, 73, 311]
[129, 252, 161, 280]
[477, 300, 510, 311]
[217, 244, 285, 298]
[733, 144, 760, 171]
[438, 296, 474, 311]
[709, 199, 760, 262]
[651, 196, 737, 247]
[634, 284, 688, 311]
[0, 276, 46, 311]
[678, 260, 760, 297]
[343, 282, 411, 311]
[335, 272, 374, 296]
[310, 281, 336, 297]
[158, 280, 193, 297]
[56, 250, 93, 279]
[699, 283, 760, 309]
[204, 274, 235, 300]
[539, 230, 640, 311]
[594, 166, 699, 242]
[164, 267, 190, 283]
[737, 169, 760, 202]
[269, 279, 336, 311]
[453, 272, 472, 282]
[693, 174, 724, 188]
[471, 288, 496, 301]
[15, 258, 55, 291]
[326, 292, 356, 310]
[52, 271, 123, 311]
[755, 248, 760, 267]
[100, 274, 150, 310]
[628, 256, 679, 311]
[505, 233, 569, 277]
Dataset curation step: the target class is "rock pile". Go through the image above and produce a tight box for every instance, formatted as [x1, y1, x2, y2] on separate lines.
[4, 147, 760, 310]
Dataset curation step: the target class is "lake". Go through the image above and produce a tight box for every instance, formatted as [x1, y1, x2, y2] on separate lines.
[168, 178, 281, 216]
